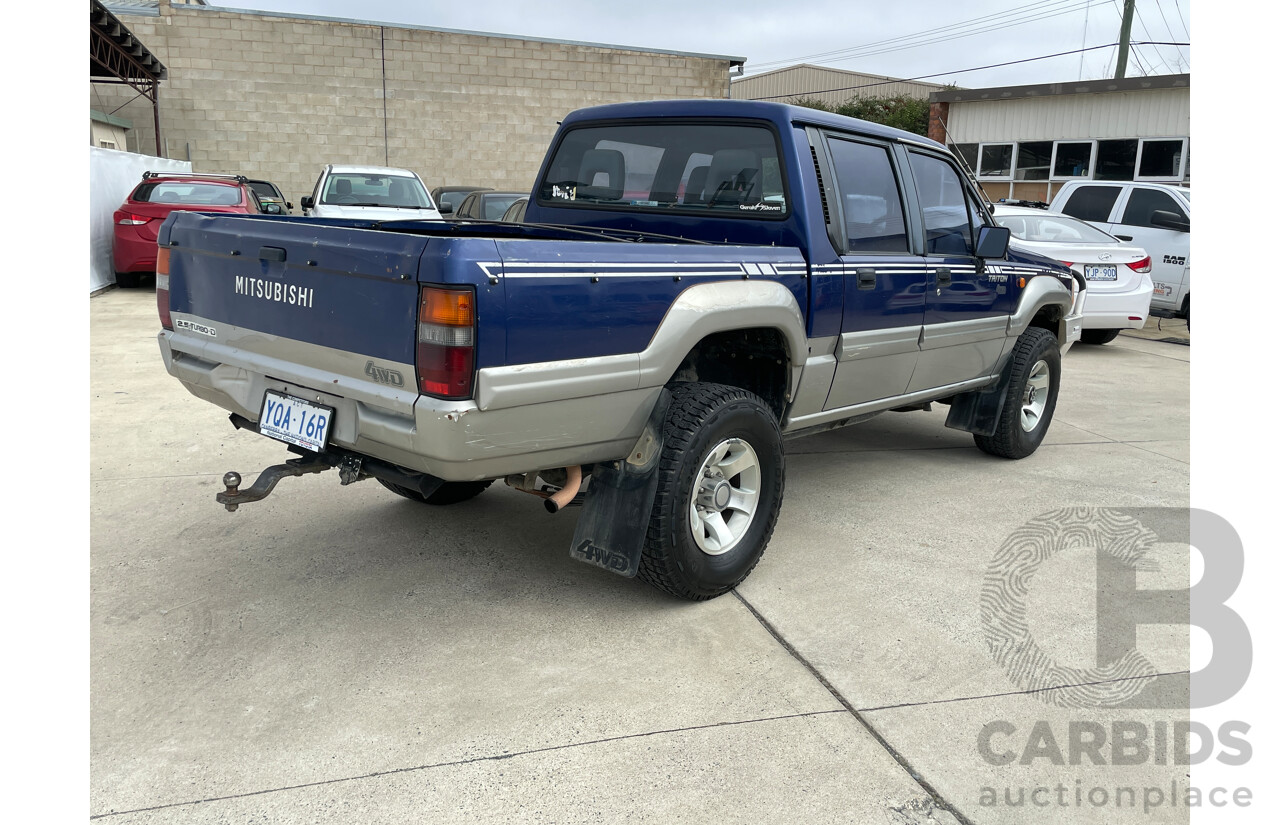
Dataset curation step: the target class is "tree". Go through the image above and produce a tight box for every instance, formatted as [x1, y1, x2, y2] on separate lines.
[791, 94, 932, 137]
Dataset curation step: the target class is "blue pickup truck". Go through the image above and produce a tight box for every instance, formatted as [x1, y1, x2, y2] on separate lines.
[157, 99, 1083, 600]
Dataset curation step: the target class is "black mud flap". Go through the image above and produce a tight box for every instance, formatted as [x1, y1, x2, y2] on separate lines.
[568, 389, 670, 577]
[945, 360, 1012, 437]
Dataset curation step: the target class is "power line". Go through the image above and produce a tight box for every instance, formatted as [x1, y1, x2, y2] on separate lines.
[746, 0, 1106, 73]
[741, 42, 1189, 101]
[819, 1, 1115, 64]
[745, 0, 1081, 71]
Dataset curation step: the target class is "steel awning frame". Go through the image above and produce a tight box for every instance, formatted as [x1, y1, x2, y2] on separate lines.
[90, 0, 166, 154]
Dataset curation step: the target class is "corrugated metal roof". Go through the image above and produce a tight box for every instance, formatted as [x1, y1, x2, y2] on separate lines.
[731, 63, 952, 107]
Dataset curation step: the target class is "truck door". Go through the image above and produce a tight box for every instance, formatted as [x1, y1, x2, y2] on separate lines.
[1108, 186, 1190, 313]
[816, 132, 928, 410]
[903, 149, 1008, 393]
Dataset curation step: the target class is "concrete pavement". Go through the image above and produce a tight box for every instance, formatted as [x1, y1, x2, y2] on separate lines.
[91, 288, 1190, 823]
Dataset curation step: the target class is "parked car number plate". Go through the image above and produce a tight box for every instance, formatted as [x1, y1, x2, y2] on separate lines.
[259, 391, 333, 452]
[1085, 264, 1118, 281]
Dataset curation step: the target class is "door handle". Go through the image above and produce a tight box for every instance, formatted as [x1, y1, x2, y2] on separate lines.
[935, 267, 952, 288]
[1115, 235, 1133, 242]
[856, 267, 877, 290]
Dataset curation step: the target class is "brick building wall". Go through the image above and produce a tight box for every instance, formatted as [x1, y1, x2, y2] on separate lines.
[92, 1, 736, 204]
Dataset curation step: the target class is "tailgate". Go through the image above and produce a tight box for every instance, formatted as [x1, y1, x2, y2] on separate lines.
[162, 213, 429, 415]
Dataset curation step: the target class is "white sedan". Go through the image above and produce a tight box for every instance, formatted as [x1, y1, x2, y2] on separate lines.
[992, 204, 1154, 345]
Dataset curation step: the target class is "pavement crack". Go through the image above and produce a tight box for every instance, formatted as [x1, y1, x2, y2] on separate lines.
[732, 590, 978, 825]
[88, 708, 845, 820]
[857, 670, 1191, 713]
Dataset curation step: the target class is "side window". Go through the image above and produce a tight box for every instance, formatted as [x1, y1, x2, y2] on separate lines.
[1120, 189, 1187, 228]
[824, 136, 909, 254]
[908, 151, 976, 257]
[1060, 185, 1121, 222]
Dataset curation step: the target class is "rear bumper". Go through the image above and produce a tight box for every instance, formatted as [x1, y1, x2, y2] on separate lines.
[1081, 277, 1154, 330]
[158, 328, 653, 482]
[112, 228, 157, 273]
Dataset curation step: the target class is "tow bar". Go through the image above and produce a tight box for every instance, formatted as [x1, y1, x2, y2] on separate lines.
[216, 413, 447, 511]
[217, 455, 332, 512]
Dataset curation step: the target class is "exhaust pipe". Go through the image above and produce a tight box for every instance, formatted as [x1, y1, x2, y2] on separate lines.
[544, 465, 582, 514]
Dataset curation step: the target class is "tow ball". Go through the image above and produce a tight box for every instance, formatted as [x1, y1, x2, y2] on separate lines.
[217, 455, 334, 512]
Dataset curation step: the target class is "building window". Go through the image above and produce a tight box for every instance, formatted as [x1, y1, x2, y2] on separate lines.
[99, 139, 117, 150]
[1135, 139, 1186, 181]
[977, 143, 1014, 180]
[1014, 141, 1053, 181]
[1094, 139, 1139, 181]
[1051, 141, 1094, 179]
[950, 143, 979, 175]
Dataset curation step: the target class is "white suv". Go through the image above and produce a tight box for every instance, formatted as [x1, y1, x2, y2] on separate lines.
[301, 165, 443, 221]
[1049, 181, 1190, 325]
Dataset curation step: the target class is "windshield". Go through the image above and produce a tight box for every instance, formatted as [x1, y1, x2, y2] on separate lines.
[994, 211, 1118, 244]
[134, 181, 243, 206]
[537, 122, 787, 217]
[322, 173, 432, 208]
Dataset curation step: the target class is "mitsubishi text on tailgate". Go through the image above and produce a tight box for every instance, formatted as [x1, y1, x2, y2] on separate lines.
[157, 100, 1085, 600]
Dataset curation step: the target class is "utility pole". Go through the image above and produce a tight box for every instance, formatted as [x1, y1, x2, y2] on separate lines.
[1114, 0, 1137, 79]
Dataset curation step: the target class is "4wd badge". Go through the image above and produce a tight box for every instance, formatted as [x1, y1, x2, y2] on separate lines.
[364, 361, 405, 387]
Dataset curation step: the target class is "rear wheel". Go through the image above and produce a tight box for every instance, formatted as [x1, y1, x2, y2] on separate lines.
[1080, 328, 1120, 345]
[974, 327, 1061, 459]
[115, 271, 141, 289]
[638, 382, 784, 601]
[378, 478, 492, 505]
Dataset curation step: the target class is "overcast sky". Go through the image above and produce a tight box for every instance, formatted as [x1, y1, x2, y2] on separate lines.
[206, 0, 1191, 90]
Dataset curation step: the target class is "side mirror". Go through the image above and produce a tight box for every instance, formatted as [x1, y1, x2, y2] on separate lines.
[300, 196, 314, 211]
[976, 225, 1011, 259]
[1149, 210, 1189, 232]
[439, 202, 454, 214]
[286, 201, 294, 210]
[263, 203, 282, 215]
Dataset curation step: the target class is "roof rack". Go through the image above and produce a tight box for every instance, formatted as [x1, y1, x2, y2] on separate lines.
[142, 171, 248, 184]
[997, 198, 1048, 209]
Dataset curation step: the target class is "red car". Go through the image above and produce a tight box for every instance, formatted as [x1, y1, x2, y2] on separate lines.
[113, 173, 261, 287]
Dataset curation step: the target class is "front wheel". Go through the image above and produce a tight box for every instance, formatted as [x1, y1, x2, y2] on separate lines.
[638, 382, 785, 601]
[974, 327, 1061, 459]
[1080, 328, 1120, 345]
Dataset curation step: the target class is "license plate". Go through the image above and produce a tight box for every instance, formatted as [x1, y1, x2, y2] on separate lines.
[1085, 264, 1118, 281]
[259, 391, 333, 452]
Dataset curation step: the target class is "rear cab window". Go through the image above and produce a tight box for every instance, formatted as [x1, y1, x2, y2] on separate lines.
[536, 121, 789, 218]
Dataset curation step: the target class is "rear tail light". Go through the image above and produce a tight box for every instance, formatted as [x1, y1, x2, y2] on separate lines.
[416, 286, 475, 398]
[1126, 256, 1152, 273]
[116, 212, 152, 226]
[156, 247, 172, 330]
[1059, 261, 1074, 268]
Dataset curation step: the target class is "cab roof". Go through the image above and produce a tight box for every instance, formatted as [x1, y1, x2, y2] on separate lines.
[559, 99, 942, 150]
